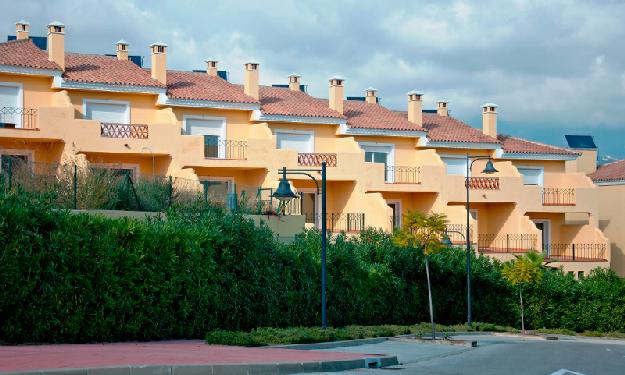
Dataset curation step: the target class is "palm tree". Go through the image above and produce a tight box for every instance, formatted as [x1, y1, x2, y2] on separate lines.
[502, 252, 544, 334]
[394, 211, 447, 339]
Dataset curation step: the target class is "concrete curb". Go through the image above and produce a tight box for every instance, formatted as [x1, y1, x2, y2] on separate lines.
[2, 356, 399, 375]
[269, 337, 389, 350]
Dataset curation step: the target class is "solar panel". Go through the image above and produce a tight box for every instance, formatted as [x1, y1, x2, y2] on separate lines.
[104, 54, 143, 67]
[270, 84, 307, 92]
[7, 35, 47, 50]
[565, 135, 597, 149]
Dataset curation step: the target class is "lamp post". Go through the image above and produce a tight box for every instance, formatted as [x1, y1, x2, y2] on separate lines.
[464, 156, 498, 325]
[272, 162, 328, 328]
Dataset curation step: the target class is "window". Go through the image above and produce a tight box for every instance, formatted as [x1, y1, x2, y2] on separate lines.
[441, 157, 466, 176]
[200, 179, 233, 206]
[0, 83, 22, 128]
[84, 100, 129, 123]
[276, 131, 313, 153]
[518, 167, 544, 186]
[184, 116, 226, 158]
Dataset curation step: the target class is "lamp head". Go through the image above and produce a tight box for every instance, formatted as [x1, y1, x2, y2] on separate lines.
[272, 177, 298, 201]
[482, 159, 498, 174]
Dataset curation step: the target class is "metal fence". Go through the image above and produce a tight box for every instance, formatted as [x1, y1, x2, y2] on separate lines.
[542, 188, 576, 206]
[543, 243, 607, 262]
[446, 224, 473, 244]
[478, 233, 538, 253]
[204, 136, 247, 160]
[0, 107, 38, 129]
[306, 213, 366, 233]
[385, 166, 420, 184]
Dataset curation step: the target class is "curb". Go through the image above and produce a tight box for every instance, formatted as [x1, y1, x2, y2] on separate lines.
[2, 356, 399, 375]
[269, 337, 389, 350]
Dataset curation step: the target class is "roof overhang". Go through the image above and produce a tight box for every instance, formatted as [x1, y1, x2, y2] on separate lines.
[338, 123, 426, 138]
[253, 111, 345, 125]
[0, 64, 61, 78]
[594, 179, 625, 186]
[499, 152, 578, 161]
[422, 138, 501, 150]
[157, 95, 260, 111]
[54, 77, 166, 95]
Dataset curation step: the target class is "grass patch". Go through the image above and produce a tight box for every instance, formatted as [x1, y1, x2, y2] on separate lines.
[205, 323, 520, 346]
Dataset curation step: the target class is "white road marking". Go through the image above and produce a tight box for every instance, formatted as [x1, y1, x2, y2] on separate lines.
[549, 369, 586, 375]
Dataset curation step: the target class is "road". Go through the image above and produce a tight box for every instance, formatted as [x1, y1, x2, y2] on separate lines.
[304, 334, 625, 375]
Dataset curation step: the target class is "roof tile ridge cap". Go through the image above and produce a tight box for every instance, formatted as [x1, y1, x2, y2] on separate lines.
[596, 159, 625, 170]
[2, 38, 31, 45]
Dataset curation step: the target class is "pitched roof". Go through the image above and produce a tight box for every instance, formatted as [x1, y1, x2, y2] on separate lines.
[0, 39, 61, 71]
[418, 112, 500, 144]
[344, 100, 425, 131]
[258, 86, 344, 119]
[167, 71, 258, 104]
[63, 53, 164, 88]
[498, 135, 579, 156]
[589, 159, 625, 182]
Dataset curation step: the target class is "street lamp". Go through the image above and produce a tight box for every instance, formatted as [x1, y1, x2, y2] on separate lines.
[465, 155, 498, 325]
[272, 162, 328, 328]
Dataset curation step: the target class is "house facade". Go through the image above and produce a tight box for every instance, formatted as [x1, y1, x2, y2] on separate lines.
[0, 20, 609, 275]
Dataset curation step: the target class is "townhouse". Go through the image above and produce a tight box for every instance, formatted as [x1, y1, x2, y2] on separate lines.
[0, 20, 609, 275]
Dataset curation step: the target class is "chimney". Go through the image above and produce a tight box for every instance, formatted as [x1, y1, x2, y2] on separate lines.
[437, 101, 448, 116]
[288, 74, 301, 91]
[15, 20, 30, 40]
[116, 39, 129, 61]
[407, 90, 424, 126]
[206, 60, 218, 77]
[244, 62, 259, 99]
[150, 42, 167, 84]
[482, 103, 498, 137]
[329, 76, 344, 114]
[365, 87, 377, 104]
[47, 21, 65, 70]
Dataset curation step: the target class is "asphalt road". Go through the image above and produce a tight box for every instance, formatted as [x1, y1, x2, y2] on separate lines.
[305, 334, 625, 375]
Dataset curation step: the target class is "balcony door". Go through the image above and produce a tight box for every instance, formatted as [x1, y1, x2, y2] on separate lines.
[0, 83, 22, 128]
[359, 142, 394, 182]
[275, 131, 313, 153]
[84, 99, 130, 124]
[533, 219, 551, 254]
[184, 116, 226, 158]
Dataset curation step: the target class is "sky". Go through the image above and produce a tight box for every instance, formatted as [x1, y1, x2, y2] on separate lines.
[2, 0, 625, 159]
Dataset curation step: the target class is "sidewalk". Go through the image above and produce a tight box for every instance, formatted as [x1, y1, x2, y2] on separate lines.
[0, 340, 395, 374]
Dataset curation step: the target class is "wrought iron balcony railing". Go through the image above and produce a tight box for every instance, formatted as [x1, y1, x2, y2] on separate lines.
[542, 188, 576, 206]
[385, 166, 420, 184]
[203, 136, 247, 160]
[543, 243, 607, 262]
[297, 153, 337, 167]
[466, 177, 500, 190]
[306, 212, 365, 233]
[478, 233, 538, 253]
[446, 224, 474, 244]
[101, 122, 148, 139]
[0, 107, 38, 129]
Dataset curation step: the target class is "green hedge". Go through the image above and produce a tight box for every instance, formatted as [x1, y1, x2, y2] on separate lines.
[1, 193, 624, 343]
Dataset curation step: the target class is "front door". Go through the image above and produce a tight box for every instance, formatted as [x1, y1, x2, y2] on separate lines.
[387, 202, 400, 229]
[301, 191, 317, 225]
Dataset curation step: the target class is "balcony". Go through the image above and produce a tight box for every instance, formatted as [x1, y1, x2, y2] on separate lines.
[542, 187, 576, 206]
[466, 177, 500, 190]
[101, 122, 148, 139]
[297, 153, 337, 167]
[204, 136, 247, 160]
[446, 224, 474, 244]
[543, 243, 608, 262]
[478, 233, 538, 253]
[306, 213, 365, 233]
[385, 166, 420, 184]
[0, 107, 38, 129]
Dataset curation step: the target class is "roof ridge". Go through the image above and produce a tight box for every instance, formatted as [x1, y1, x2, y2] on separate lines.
[500, 134, 576, 153]
[66, 52, 118, 58]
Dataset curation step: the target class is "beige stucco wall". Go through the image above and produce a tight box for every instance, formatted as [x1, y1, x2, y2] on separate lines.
[596, 184, 625, 276]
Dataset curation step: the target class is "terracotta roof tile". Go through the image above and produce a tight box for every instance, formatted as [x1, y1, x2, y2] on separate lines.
[344, 100, 425, 131]
[498, 135, 579, 156]
[589, 159, 625, 182]
[259, 86, 344, 119]
[0, 39, 61, 71]
[63, 53, 164, 88]
[418, 112, 500, 144]
[167, 71, 258, 104]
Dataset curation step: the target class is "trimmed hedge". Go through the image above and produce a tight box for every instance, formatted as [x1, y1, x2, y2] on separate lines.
[1, 193, 624, 343]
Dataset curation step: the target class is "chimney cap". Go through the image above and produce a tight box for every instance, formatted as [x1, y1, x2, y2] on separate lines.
[150, 41, 168, 47]
[244, 61, 260, 65]
[48, 21, 65, 27]
[407, 90, 424, 96]
[330, 75, 344, 81]
[482, 102, 498, 108]
[116, 39, 129, 45]
[288, 73, 301, 78]
[16, 19, 30, 25]
[205, 58, 218, 62]
[364, 87, 377, 92]
[437, 100, 448, 104]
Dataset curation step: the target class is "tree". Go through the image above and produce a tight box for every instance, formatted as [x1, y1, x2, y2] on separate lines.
[394, 211, 448, 339]
[502, 252, 544, 333]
